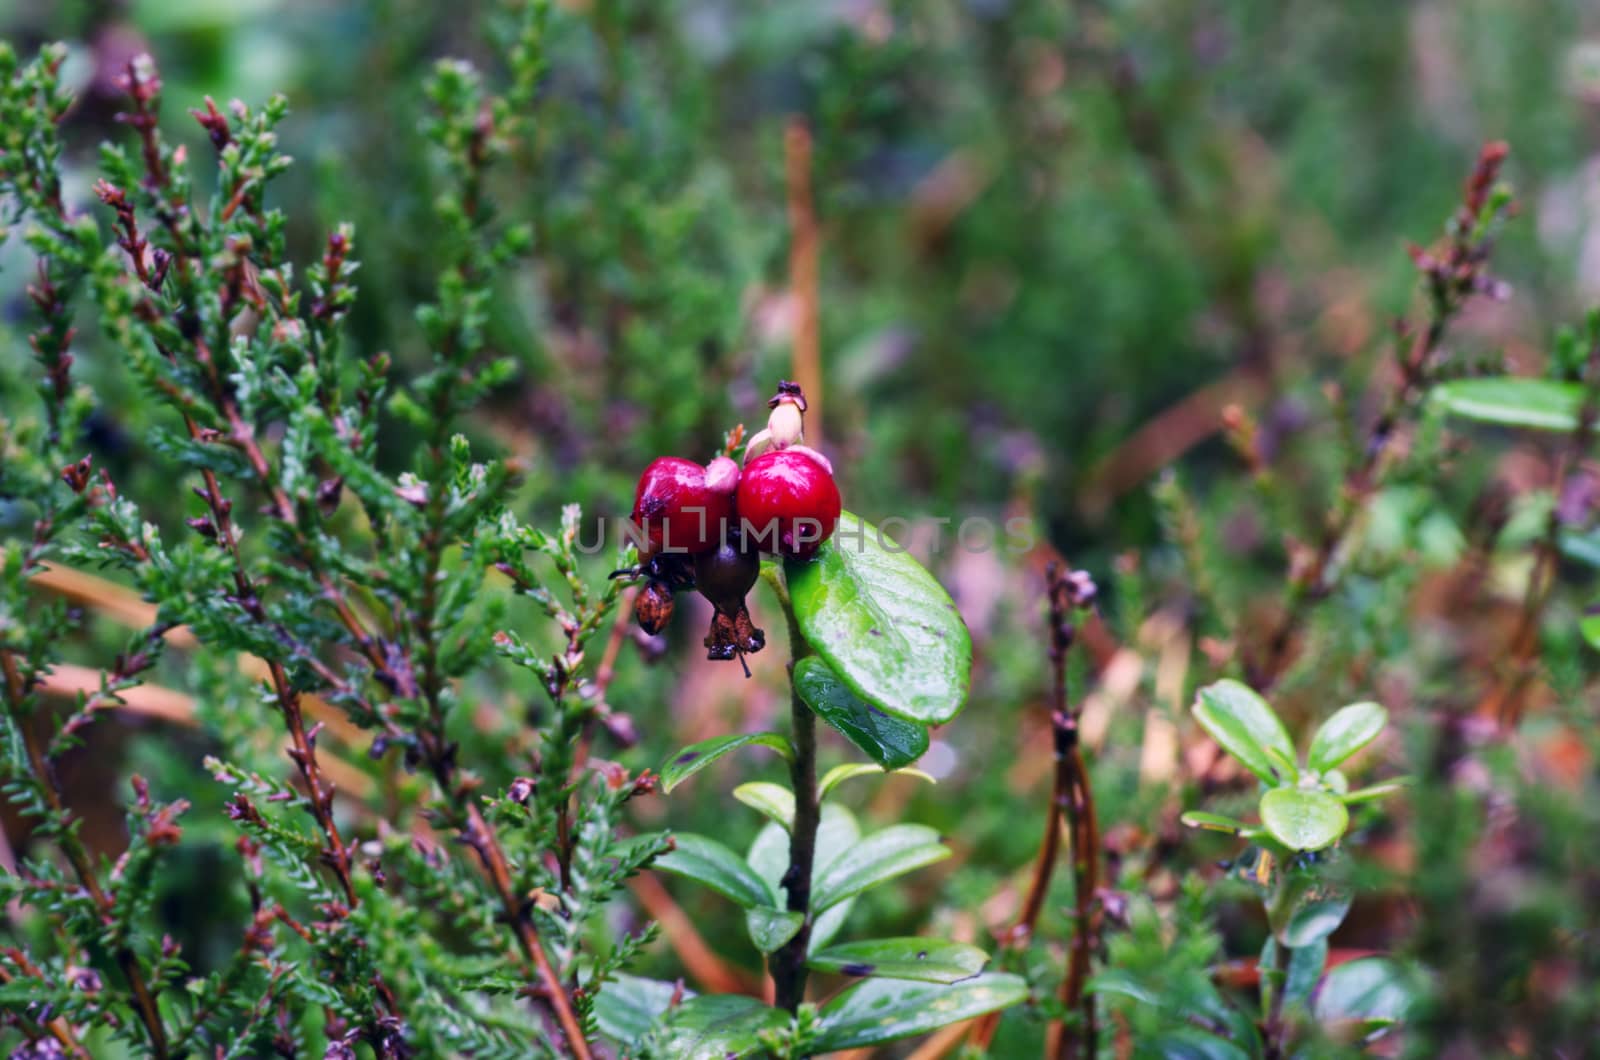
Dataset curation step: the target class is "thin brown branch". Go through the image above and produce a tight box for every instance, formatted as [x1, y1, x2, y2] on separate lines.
[1490, 332, 1600, 728]
[971, 564, 1100, 1055]
[1251, 141, 1511, 690]
[0, 649, 169, 1058]
[784, 119, 823, 445]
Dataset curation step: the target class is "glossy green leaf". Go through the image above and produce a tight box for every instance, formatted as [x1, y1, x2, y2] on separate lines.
[1581, 603, 1600, 651]
[1308, 701, 1387, 772]
[1433, 377, 1585, 431]
[1261, 936, 1327, 1014]
[812, 972, 1027, 1050]
[812, 824, 950, 913]
[1271, 862, 1354, 948]
[794, 655, 931, 768]
[785, 512, 972, 725]
[733, 782, 794, 830]
[745, 907, 805, 955]
[809, 938, 989, 984]
[1085, 968, 1161, 1006]
[653, 833, 775, 909]
[593, 974, 685, 1045]
[1340, 778, 1411, 804]
[1180, 811, 1262, 838]
[818, 762, 935, 802]
[1313, 958, 1413, 1026]
[1260, 788, 1348, 852]
[660, 733, 793, 793]
[1193, 680, 1295, 784]
[1143, 1029, 1252, 1060]
[649, 995, 789, 1059]
[747, 804, 860, 953]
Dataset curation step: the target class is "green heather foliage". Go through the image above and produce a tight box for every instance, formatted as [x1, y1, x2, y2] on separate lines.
[3, 1, 1600, 1057]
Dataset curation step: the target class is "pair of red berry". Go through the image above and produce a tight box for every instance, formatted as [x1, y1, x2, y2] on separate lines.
[625, 383, 841, 670]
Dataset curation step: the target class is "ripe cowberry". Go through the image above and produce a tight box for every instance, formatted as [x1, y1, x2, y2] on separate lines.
[630, 456, 736, 556]
[736, 448, 841, 560]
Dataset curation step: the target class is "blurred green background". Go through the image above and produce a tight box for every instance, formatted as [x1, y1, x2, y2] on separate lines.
[5, 0, 1600, 1054]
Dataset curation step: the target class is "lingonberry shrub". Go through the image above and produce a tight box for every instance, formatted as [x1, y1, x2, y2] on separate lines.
[5, 3, 1600, 1058]
[599, 385, 1013, 1056]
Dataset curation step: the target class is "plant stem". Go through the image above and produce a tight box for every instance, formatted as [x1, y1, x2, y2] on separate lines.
[767, 566, 819, 1013]
[1262, 936, 1293, 1059]
[774, 677, 819, 1012]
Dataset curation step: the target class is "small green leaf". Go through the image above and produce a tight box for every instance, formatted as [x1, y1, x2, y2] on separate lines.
[1340, 778, 1411, 804]
[818, 763, 934, 802]
[808, 938, 989, 984]
[1270, 860, 1354, 948]
[1581, 603, 1600, 651]
[812, 972, 1027, 1051]
[1260, 936, 1328, 1015]
[1265, 745, 1300, 784]
[1308, 702, 1387, 772]
[794, 655, 931, 768]
[1085, 969, 1161, 1006]
[650, 995, 790, 1058]
[593, 974, 685, 1046]
[1313, 957, 1414, 1027]
[745, 907, 805, 955]
[786, 512, 972, 725]
[1143, 1029, 1252, 1060]
[1260, 788, 1348, 852]
[1433, 377, 1585, 431]
[747, 804, 861, 953]
[1180, 811, 1261, 838]
[812, 824, 949, 913]
[653, 833, 776, 909]
[733, 782, 794, 830]
[1193, 680, 1295, 784]
[660, 733, 793, 793]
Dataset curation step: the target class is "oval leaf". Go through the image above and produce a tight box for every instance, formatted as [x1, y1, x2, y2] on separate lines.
[1260, 788, 1348, 852]
[733, 782, 795, 830]
[593, 974, 687, 1046]
[818, 763, 934, 802]
[813, 972, 1027, 1051]
[812, 824, 950, 913]
[1313, 957, 1413, 1025]
[649, 995, 789, 1059]
[1180, 811, 1261, 838]
[654, 833, 775, 909]
[1308, 701, 1387, 772]
[1193, 680, 1295, 784]
[1143, 1029, 1252, 1060]
[809, 938, 989, 984]
[794, 655, 931, 768]
[785, 512, 972, 724]
[1433, 377, 1585, 432]
[1340, 778, 1411, 804]
[747, 804, 860, 953]
[1260, 936, 1327, 1013]
[745, 906, 805, 955]
[661, 733, 793, 794]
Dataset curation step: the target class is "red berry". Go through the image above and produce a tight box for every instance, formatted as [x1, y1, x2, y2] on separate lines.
[630, 457, 735, 556]
[736, 449, 841, 559]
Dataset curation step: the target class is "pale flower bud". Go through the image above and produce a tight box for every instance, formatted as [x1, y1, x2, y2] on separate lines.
[767, 400, 804, 449]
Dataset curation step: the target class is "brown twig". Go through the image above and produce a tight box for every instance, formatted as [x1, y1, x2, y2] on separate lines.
[970, 564, 1101, 1057]
[784, 119, 823, 444]
[1489, 330, 1600, 728]
[1250, 142, 1512, 690]
[0, 649, 170, 1058]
